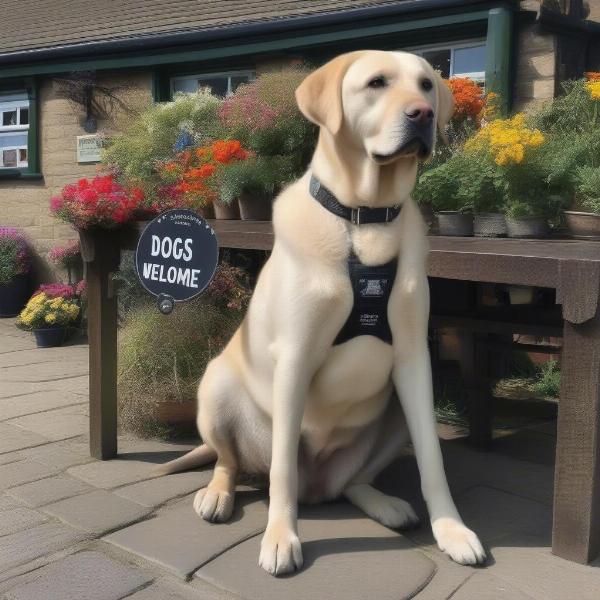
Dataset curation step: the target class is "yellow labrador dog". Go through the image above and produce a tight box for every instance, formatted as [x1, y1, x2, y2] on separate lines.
[158, 50, 485, 575]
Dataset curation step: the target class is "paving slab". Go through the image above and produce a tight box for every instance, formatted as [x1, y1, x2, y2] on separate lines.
[0, 507, 48, 536]
[451, 571, 536, 600]
[7, 405, 88, 442]
[0, 452, 22, 466]
[0, 337, 35, 354]
[0, 347, 87, 369]
[2, 551, 152, 600]
[0, 460, 60, 491]
[0, 424, 49, 453]
[7, 474, 93, 507]
[127, 577, 232, 600]
[114, 469, 214, 508]
[105, 488, 269, 578]
[0, 391, 86, 421]
[68, 456, 160, 489]
[1, 362, 88, 383]
[195, 501, 435, 600]
[486, 539, 600, 600]
[21, 438, 93, 470]
[41, 489, 151, 535]
[0, 522, 86, 572]
[51, 374, 89, 395]
[0, 495, 22, 511]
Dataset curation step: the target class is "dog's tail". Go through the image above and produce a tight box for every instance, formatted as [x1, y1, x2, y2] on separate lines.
[154, 443, 217, 476]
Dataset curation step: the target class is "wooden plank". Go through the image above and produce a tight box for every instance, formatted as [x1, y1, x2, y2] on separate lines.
[553, 313, 600, 563]
[430, 314, 562, 338]
[86, 231, 120, 460]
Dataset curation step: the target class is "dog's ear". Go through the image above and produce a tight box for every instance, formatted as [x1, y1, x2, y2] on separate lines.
[434, 72, 454, 145]
[295, 52, 363, 136]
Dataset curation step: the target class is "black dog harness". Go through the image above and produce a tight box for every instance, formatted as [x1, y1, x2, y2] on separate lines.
[309, 176, 401, 346]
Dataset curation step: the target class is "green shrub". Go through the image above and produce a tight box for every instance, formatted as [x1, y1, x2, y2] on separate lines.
[117, 261, 251, 438]
[0, 228, 30, 285]
[575, 165, 600, 214]
[533, 359, 561, 399]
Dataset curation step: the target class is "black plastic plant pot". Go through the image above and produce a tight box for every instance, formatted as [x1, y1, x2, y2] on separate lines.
[33, 327, 67, 348]
[0, 273, 31, 318]
[435, 211, 473, 236]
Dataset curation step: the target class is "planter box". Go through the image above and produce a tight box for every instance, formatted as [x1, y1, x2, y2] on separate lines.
[33, 327, 68, 348]
[564, 210, 600, 240]
[506, 216, 548, 239]
[474, 213, 507, 238]
[214, 200, 240, 220]
[0, 273, 31, 317]
[238, 192, 272, 221]
[435, 212, 473, 236]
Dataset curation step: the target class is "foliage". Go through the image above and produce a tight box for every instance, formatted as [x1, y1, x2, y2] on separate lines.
[102, 90, 223, 191]
[117, 263, 251, 437]
[218, 67, 317, 198]
[156, 140, 250, 209]
[16, 291, 80, 330]
[50, 174, 146, 229]
[48, 240, 82, 269]
[574, 165, 600, 214]
[533, 359, 561, 399]
[0, 227, 30, 285]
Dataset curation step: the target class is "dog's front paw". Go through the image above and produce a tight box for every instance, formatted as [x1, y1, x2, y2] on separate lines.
[259, 523, 303, 576]
[432, 518, 486, 565]
[193, 487, 235, 523]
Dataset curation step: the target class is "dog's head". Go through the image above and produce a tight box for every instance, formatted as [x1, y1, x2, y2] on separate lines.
[296, 50, 453, 165]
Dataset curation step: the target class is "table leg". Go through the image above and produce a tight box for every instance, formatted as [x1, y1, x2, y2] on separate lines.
[86, 232, 120, 460]
[552, 314, 600, 563]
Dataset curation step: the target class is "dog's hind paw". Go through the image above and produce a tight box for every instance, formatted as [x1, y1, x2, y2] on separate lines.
[259, 523, 303, 576]
[432, 517, 486, 565]
[193, 487, 235, 523]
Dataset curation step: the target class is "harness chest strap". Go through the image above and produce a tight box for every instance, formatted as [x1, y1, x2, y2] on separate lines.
[308, 176, 401, 346]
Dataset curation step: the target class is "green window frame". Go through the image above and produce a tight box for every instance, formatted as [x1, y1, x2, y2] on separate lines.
[0, 78, 41, 180]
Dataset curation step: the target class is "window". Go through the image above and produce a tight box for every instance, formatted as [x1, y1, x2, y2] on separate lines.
[170, 70, 254, 98]
[0, 91, 29, 169]
[410, 41, 486, 81]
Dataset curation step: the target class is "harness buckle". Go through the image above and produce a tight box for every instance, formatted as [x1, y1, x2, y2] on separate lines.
[351, 208, 362, 226]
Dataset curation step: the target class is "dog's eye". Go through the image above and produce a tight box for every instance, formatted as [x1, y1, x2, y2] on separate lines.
[420, 78, 433, 92]
[367, 76, 387, 89]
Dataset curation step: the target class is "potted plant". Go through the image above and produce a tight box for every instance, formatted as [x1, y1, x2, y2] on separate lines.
[48, 240, 83, 283]
[219, 67, 317, 220]
[565, 166, 600, 239]
[0, 227, 31, 317]
[413, 155, 473, 236]
[16, 286, 81, 347]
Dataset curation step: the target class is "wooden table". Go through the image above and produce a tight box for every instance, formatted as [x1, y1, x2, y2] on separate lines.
[83, 220, 600, 565]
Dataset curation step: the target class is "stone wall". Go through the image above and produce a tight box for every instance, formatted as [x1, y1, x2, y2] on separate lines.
[0, 70, 152, 282]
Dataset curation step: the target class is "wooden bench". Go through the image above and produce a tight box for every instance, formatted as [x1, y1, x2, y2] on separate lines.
[82, 220, 600, 565]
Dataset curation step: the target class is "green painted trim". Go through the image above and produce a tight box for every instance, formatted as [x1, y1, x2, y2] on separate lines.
[485, 6, 513, 115]
[0, 9, 492, 79]
[25, 78, 40, 175]
[151, 68, 170, 102]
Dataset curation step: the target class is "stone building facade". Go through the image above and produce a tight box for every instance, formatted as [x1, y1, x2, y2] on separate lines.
[0, 0, 598, 282]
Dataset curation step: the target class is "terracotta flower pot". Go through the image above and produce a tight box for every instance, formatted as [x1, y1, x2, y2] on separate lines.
[564, 210, 600, 240]
[0, 273, 31, 317]
[435, 212, 473, 237]
[474, 213, 507, 238]
[154, 400, 197, 430]
[506, 216, 549, 239]
[213, 199, 240, 220]
[238, 192, 273, 221]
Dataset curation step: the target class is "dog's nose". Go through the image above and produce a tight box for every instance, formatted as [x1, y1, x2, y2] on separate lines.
[405, 102, 434, 126]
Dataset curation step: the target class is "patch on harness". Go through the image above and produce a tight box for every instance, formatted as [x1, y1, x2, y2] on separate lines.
[334, 254, 397, 345]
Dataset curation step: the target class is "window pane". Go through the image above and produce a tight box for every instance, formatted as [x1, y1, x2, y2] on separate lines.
[453, 45, 486, 76]
[19, 148, 28, 164]
[2, 149, 17, 167]
[422, 49, 451, 78]
[2, 110, 17, 126]
[172, 78, 200, 94]
[0, 133, 28, 148]
[19, 108, 29, 125]
[230, 75, 251, 94]
[196, 77, 229, 97]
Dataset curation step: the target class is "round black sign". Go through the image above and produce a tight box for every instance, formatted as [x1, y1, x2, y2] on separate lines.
[135, 209, 218, 303]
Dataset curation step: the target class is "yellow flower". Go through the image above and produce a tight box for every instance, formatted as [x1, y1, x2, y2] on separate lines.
[45, 312, 57, 324]
[50, 298, 63, 309]
[586, 80, 600, 100]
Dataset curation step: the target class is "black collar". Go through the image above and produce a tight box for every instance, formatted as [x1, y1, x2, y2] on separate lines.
[309, 175, 402, 226]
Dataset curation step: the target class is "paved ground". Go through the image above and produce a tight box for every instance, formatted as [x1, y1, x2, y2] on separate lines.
[1, 318, 600, 599]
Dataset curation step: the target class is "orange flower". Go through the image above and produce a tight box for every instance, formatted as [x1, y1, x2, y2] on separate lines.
[585, 72, 600, 81]
[195, 147, 210, 159]
[445, 77, 485, 121]
[163, 162, 178, 173]
[212, 140, 248, 163]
